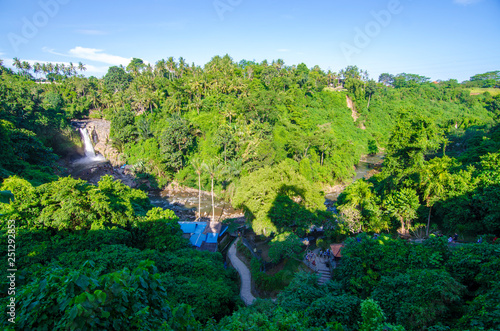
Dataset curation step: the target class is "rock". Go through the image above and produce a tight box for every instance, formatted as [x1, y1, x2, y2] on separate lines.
[163, 181, 212, 197]
[72, 119, 122, 167]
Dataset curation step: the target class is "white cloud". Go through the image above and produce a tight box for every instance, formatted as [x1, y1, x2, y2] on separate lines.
[453, 0, 482, 5]
[43, 46, 131, 66]
[42, 47, 67, 57]
[69, 47, 131, 66]
[76, 29, 108, 35]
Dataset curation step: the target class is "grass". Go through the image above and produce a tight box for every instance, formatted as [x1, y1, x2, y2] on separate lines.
[468, 87, 500, 96]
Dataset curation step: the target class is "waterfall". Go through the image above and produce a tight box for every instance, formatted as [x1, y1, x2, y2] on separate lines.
[79, 128, 96, 158]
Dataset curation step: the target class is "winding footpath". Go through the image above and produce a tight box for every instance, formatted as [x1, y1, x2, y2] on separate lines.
[227, 239, 256, 306]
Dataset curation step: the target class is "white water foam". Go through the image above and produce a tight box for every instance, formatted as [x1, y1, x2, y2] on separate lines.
[75, 128, 105, 164]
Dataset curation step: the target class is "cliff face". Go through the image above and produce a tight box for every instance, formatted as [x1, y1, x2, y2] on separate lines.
[72, 119, 122, 166]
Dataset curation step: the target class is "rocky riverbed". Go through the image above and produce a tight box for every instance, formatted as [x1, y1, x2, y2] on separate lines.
[149, 183, 244, 221]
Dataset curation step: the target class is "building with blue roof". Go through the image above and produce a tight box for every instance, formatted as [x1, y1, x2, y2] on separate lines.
[179, 221, 228, 252]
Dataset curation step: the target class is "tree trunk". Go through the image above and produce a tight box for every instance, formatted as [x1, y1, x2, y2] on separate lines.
[198, 173, 201, 220]
[367, 94, 371, 110]
[211, 177, 215, 221]
[321, 152, 324, 167]
[400, 217, 406, 236]
[303, 144, 310, 158]
[426, 205, 432, 237]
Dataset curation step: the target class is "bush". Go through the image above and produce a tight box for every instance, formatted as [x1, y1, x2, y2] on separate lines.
[236, 240, 253, 261]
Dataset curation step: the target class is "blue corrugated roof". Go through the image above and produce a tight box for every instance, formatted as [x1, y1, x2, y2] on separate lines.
[179, 222, 197, 234]
[194, 222, 207, 234]
[206, 233, 218, 244]
[219, 225, 228, 237]
[179, 221, 221, 249]
[179, 222, 207, 234]
[190, 233, 207, 247]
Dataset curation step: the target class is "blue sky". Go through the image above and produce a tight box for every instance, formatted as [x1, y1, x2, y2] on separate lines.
[0, 0, 499, 82]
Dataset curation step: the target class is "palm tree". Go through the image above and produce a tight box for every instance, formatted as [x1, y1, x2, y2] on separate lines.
[69, 62, 76, 76]
[166, 57, 176, 80]
[41, 63, 48, 77]
[178, 57, 187, 78]
[88, 89, 100, 110]
[100, 92, 113, 111]
[222, 106, 237, 124]
[47, 63, 55, 76]
[61, 64, 69, 76]
[13, 57, 21, 71]
[33, 62, 42, 80]
[191, 157, 204, 219]
[21, 61, 31, 75]
[78, 62, 87, 73]
[275, 58, 284, 70]
[155, 59, 166, 78]
[203, 159, 223, 221]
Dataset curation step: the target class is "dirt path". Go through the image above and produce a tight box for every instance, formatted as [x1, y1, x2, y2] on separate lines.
[346, 95, 358, 121]
[228, 239, 256, 306]
[346, 95, 366, 130]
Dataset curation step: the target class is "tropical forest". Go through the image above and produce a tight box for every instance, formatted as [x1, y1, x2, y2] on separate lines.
[1, 56, 499, 330]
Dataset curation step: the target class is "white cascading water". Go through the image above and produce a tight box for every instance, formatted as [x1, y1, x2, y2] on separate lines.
[76, 128, 105, 163]
[79, 128, 96, 158]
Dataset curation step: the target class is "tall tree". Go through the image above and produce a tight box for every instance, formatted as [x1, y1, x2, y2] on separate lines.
[365, 80, 378, 110]
[159, 116, 196, 172]
[126, 58, 145, 76]
[191, 157, 204, 219]
[383, 111, 443, 186]
[378, 73, 394, 86]
[385, 187, 420, 236]
[419, 157, 452, 236]
[203, 159, 223, 221]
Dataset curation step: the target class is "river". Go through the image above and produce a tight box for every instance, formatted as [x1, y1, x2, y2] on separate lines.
[324, 153, 384, 211]
[151, 154, 385, 219]
[70, 126, 383, 220]
[148, 189, 241, 221]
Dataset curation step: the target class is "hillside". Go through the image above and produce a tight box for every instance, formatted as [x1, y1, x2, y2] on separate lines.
[1, 59, 499, 330]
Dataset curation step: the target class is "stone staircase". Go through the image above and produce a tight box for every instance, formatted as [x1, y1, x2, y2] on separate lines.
[317, 261, 331, 285]
[304, 249, 332, 285]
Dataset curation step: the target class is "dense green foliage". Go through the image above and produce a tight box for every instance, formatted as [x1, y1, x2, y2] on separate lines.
[2, 57, 498, 237]
[218, 235, 500, 330]
[1, 57, 499, 330]
[0, 176, 239, 328]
